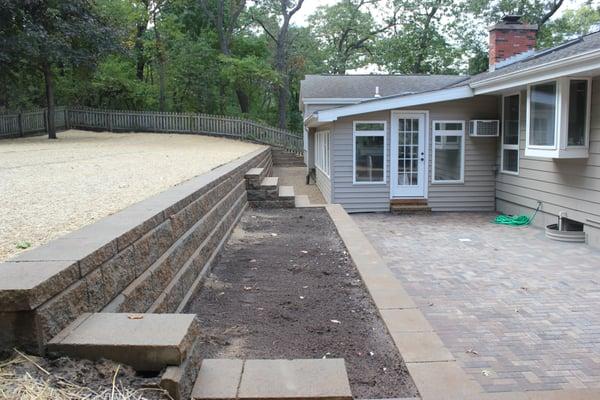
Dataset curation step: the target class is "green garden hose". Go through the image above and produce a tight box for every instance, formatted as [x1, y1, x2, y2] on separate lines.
[493, 201, 542, 226]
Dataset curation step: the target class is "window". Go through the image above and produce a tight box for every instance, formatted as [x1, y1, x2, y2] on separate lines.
[529, 82, 557, 147]
[315, 130, 330, 176]
[353, 121, 386, 184]
[432, 120, 464, 183]
[525, 77, 591, 158]
[568, 79, 588, 146]
[502, 94, 520, 174]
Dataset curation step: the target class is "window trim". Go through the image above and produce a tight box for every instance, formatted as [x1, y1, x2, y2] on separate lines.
[315, 130, 330, 178]
[525, 76, 592, 158]
[501, 93, 521, 175]
[431, 120, 465, 184]
[352, 120, 387, 185]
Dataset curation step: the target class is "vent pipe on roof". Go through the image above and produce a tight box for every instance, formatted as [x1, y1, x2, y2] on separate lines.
[374, 86, 381, 98]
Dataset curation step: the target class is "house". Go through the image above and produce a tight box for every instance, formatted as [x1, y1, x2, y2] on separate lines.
[300, 15, 600, 248]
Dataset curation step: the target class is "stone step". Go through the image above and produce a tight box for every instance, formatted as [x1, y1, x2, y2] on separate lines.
[160, 338, 203, 400]
[47, 313, 199, 371]
[278, 185, 294, 199]
[261, 176, 279, 190]
[295, 195, 310, 207]
[244, 168, 267, 190]
[192, 359, 352, 400]
[390, 204, 432, 214]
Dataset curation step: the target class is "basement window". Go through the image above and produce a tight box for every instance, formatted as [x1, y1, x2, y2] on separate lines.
[525, 77, 591, 158]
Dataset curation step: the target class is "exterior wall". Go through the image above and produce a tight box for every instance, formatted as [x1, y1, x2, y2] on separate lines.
[327, 97, 499, 213]
[314, 125, 333, 203]
[332, 111, 392, 213]
[496, 77, 600, 248]
[407, 97, 499, 211]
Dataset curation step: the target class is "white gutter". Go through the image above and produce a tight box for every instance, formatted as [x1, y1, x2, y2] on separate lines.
[316, 86, 473, 122]
[471, 48, 600, 94]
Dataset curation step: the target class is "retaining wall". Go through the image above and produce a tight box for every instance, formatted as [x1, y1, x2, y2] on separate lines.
[0, 147, 272, 354]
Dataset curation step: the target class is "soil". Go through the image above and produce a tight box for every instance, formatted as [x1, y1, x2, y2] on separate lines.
[184, 208, 419, 399]
[0, 351, 169, 399]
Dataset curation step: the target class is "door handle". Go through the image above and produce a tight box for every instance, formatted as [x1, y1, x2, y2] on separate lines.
[420, 152, 424, 162]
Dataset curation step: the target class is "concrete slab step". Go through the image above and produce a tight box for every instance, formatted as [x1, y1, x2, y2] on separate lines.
[278, 185, 294, 199]
[295, 195, 310, 207]
[47, 313, 199, 371]
[192, 359, 352, 400]
[244, 168, 264, 179]
[261, 176, 279, 190]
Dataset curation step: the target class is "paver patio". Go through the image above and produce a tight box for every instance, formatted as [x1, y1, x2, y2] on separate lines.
[353, 212, 600, 393]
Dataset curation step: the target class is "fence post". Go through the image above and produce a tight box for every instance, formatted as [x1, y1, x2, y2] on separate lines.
[65, 108, 70, 130]
[18, 112, 23, 137]
[107, 111, 113, 132]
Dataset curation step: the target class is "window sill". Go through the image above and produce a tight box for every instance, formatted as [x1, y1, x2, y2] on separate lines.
[524, 147, 589, 159]
[431, 180, 464, 185]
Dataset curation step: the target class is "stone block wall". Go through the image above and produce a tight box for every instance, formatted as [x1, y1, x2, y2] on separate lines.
[0, 147, 272, 354]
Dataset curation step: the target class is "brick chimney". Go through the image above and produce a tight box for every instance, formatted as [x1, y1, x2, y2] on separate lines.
[489, 15, 537, 71]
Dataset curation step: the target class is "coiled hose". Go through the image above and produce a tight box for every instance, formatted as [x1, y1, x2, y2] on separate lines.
[493, 201, 542, 226]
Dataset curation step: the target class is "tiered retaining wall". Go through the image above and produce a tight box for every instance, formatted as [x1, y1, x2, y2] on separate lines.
[0, 147, 272, 354]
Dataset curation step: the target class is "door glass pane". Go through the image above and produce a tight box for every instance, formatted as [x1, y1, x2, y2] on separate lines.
[355, 136, 384, 182]
[529, 82, 556, 146]
[568, 79, 587, 146]
[397, 118, 419, 187]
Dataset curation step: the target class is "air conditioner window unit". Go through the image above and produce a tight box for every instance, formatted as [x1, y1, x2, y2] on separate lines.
[469, 120, 499, 137]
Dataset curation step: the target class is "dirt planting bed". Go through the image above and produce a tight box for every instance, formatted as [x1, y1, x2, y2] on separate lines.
[184, 208, 418, 399]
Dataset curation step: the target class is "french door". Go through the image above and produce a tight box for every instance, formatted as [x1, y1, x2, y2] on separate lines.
[390, 112, 427, 198]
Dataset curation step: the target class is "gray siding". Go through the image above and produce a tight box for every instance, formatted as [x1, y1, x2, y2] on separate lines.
[409, 97, 499, 211]
[496, 77, 600, 247]
[329, 98, 499, 213]
[332, 111, 391, 213]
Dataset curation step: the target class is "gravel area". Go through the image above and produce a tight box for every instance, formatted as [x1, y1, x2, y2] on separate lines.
[0, 130, 262, 261]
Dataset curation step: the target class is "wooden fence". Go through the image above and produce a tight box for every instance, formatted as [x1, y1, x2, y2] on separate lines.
[0, 107, 303, 154]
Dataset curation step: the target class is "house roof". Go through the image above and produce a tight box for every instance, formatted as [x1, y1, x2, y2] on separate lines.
[300, 74, 469, 99]
[464, 30, 600, 86]
[303, 30, 600, 124]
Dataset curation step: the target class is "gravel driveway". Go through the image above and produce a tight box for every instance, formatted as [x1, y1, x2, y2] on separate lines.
[0, 130, 262, 261]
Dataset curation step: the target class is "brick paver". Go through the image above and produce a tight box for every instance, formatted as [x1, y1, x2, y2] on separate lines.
[353, 212, 600, 393]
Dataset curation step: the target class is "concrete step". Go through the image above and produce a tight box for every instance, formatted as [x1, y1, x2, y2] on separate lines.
[47, 313, 199, 371]
[278, 185, 294, 199]
[261, 176, 279, 190]
[192, 359, 352, 400]
[295, 195, 310, 207]
[160, 338, 202, 400]
[244, 168, 267, 190]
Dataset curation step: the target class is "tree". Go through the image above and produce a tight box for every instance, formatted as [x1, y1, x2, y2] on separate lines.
[252, 0, 305, 129]
[537, 3, 600, 47]
[308, 0, 395, 74]
[376, 0, 459, 74]
[0, 0, 117, 138]
[199, 0, 254, 113]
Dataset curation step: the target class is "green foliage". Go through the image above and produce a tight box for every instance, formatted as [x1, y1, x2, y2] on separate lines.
[538, 4, 600, 48]
[1, 0, 598, 131]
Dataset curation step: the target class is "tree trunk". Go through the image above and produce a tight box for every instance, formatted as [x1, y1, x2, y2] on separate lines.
[275, 21, 290, 129]
[154, 24, 166, 112]
[236, 89, 250, 114]
[42, 62, 56, 139]
[135, 23, 147, 80]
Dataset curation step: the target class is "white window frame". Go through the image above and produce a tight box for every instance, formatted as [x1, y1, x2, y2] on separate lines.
[501, 93, 520, 175]
[525, 76, 591, 158]
[431, 120, 465, 184]
[352, 120, 387, 185]
[315, 130, 330, 177]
